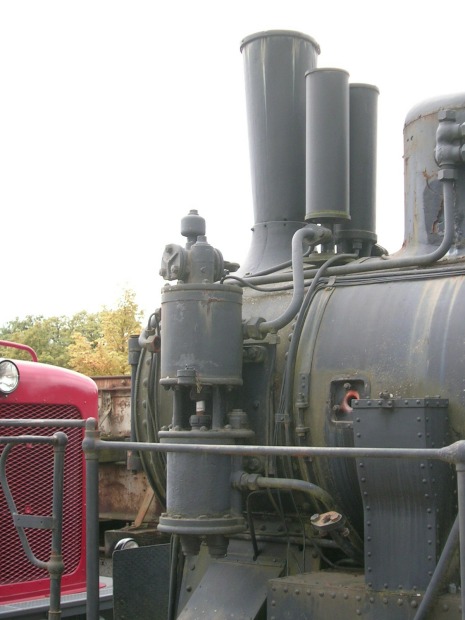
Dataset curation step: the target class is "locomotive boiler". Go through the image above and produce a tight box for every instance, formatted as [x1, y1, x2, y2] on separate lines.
[130, 29, 465, 619]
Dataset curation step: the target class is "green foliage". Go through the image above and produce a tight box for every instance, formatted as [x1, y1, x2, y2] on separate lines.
[0, 289, 143, 376]
[68, 289, 143, 376]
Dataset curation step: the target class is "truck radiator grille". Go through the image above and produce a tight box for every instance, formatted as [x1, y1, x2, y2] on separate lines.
[0, 403, 84, 585]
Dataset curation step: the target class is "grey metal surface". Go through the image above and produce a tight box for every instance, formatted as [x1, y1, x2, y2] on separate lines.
[294, 268, 465, 532]
[177, 551, 284, 619]
[239, 30, 319, 275]
[305, 68, 350, 223]
[403, 94, 465, 256]
[353, 398, 454, 590]
[160, 284, 243, 386]
[113, 545, 170, 620]
[267, 572, 462, 619]
[335, 83, 379, 255]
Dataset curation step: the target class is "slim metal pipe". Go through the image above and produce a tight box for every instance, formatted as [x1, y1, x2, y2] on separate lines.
[83, 418, 100, 620]
[0, 419, 86, 428]
[89, 436, 464, 464]
[237, 473, 334, 507]
[48, 432, 67, 620]
[457, 462, 465, 620]
[414, 515, 459, 620]
[259, 224, 331, 333]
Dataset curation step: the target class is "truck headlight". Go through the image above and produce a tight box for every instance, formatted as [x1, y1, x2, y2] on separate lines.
[0, 359, 20, 394]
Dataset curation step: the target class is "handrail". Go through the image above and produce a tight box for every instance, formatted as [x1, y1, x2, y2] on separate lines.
[82, 417, 465, 620]
[0, 431, 68, 620]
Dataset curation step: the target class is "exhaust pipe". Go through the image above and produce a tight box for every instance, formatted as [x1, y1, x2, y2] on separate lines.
[239, 30, 320, 275]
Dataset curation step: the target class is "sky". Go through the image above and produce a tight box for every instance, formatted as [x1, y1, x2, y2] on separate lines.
[1, 1, 464, 326]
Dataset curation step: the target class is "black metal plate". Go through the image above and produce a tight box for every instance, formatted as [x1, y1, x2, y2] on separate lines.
[113, 544, 170, 620]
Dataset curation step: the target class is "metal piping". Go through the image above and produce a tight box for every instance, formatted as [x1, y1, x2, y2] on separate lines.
[233, 472, 363, 559]
[238, 173, 456, 287]
[258, 224, 331, 334]
[233, 471, 334, 507]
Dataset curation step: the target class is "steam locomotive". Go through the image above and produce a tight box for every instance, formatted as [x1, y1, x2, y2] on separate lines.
[124, 29, 465, 620]
[3, 27, 465, 620]
[121, 31, 465, 620]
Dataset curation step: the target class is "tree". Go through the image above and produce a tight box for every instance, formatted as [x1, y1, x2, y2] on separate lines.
[68, 289, 143, 376]
[0, 288, 143, 376]
[0, 314, 78, 367]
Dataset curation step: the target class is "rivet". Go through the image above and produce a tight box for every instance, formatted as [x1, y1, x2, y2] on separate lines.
[397, 599, 404, 606]
[283, 587, 288, 593]
[411, 600, 418, 608]
[319, 591, 324, 597]
[271, 600, 276, 607]
[331, 592, 336, 599]
[306, 589, 311, 595]
[356, 595, 361, 601]
[295, 589, 300, 595]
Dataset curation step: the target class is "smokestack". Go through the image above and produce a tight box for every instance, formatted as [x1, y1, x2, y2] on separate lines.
[239, 30, 320, 275]
[335, 84, 379, 256]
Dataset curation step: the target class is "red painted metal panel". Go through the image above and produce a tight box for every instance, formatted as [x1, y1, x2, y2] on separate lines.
[0, 360, 98, 604]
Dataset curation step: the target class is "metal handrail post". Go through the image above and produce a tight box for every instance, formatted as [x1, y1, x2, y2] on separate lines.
[48, 431, 68, 620]
[456, 449, 465, 620]
[83, 418, 100, 620]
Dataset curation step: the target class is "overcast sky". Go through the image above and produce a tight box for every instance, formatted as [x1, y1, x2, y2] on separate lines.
[1, 1, 464, 326]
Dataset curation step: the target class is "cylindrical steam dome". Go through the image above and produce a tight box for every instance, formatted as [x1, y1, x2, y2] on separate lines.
[403, 93, 465, 256]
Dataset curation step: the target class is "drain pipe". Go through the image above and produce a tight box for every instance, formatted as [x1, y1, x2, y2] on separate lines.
[243, 224, 331, 337]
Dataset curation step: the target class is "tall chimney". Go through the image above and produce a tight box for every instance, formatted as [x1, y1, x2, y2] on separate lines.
[239, 30, 320, 275]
